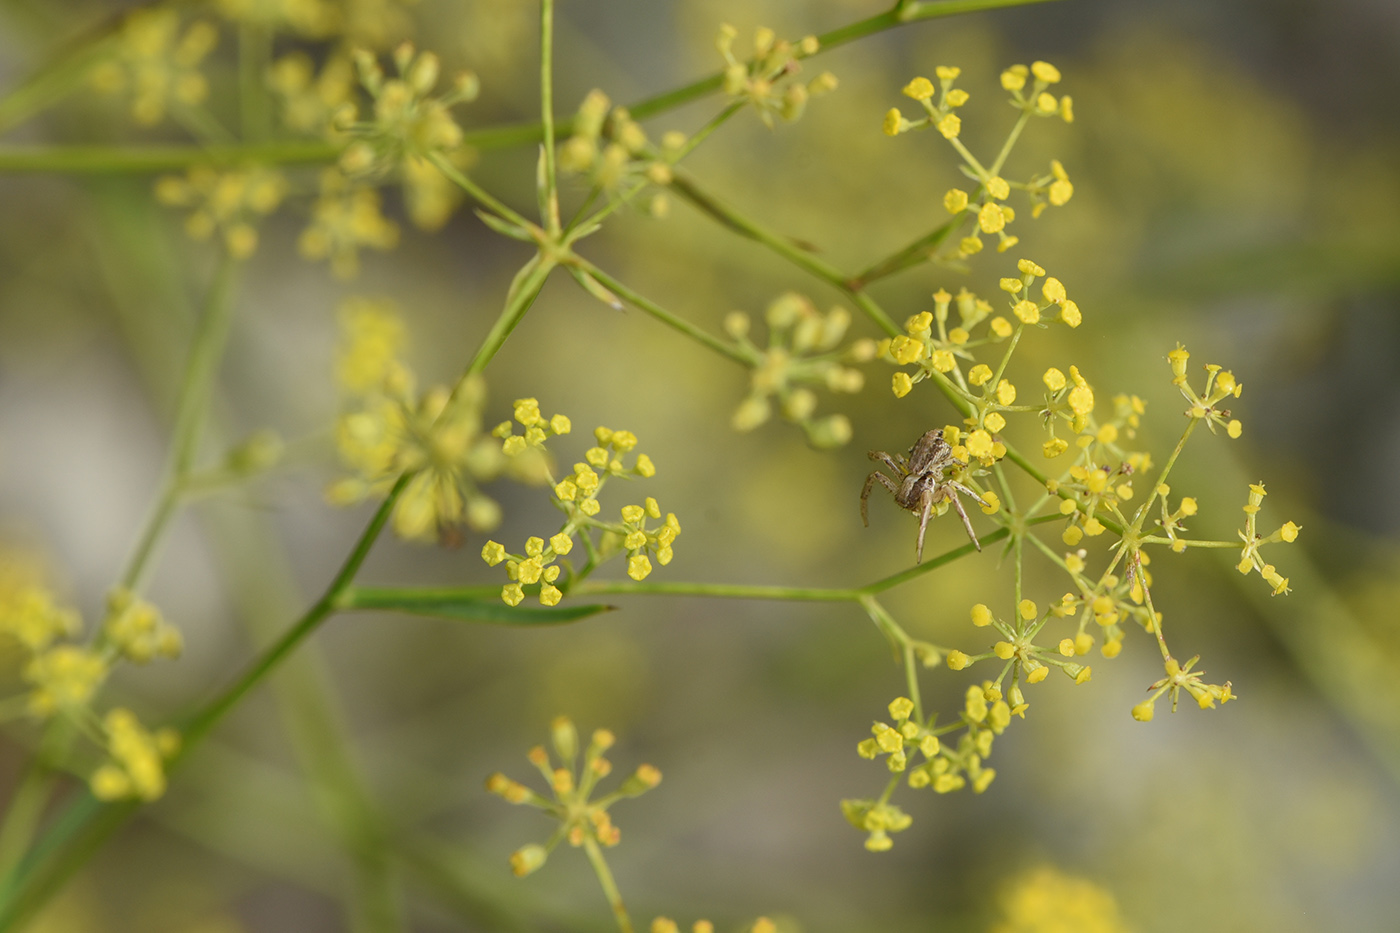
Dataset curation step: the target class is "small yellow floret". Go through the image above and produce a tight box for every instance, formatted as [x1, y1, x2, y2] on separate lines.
[1031, 61, 1061, 84]
[971, 604, 993, 627]
[902, 77, 935, 100]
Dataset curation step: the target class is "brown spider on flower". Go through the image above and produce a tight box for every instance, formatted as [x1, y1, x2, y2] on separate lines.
[861, 428, 988, 561]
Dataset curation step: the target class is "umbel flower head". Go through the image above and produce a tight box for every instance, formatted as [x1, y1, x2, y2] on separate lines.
[486, 717, 662, 877]
[89, 9, 217, 125]
[727, 292, 870, 448]
[715, 24, 837, 127]
[327, 300, 521, 541]
[883, 64, 1075, 258]
[336, 43, 479, 230]
[154, 165, 288, 258]
[0, 553, 181, 801]
[483, 417, 679, 606]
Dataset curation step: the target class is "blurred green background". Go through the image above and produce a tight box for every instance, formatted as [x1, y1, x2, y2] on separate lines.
[1, 0, 1399, 930]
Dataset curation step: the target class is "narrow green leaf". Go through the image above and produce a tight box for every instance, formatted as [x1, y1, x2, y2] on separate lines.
[342, 587, 616, 625]
[474, 209, 535, 242]
[568, 267, 623, 310]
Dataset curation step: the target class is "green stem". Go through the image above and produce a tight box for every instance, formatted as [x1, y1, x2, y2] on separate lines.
[0, 141, 339, 173]
[464, 255, 556, 378]
[1129, 419, 1199, 534]
[581, 836, 632, 933]
[178, 474, 410, 752]
[851, 213, 966, 287]
[669, 171, 849, 288]
[570, 260, 748, 365]
[118, 252, 240, 591]
[538, 0, 560, 233]
[0, 723, 71, 881]
[430, 152, 537, 231]
[987, 108, 1032, 177]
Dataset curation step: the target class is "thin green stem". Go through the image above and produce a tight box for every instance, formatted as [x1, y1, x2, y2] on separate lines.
[569, 259, 747, 364]
[669, 171, 849, 288]
[118, 252, 240, 591]
[1129, 419, 1199, 534]
[0, 141, 339, 173]
[178, 474, 410, 753]
[538, 0, 560, 234]
[852, 213, 967, 287]
[429, 152, 537, 232]
[464, 255, 557, 378]
[581, 837, 632, 933]
[947, 135, 990, 180]
[0, 722, 71, 881]
[987, 108, 1032, 177]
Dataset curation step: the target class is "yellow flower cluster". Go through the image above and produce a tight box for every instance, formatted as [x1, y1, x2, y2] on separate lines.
[558, 89, 677, 208]
[341, 43, 478, 171]
[337, 43, 479, 229]
[1132, 654, 1235, 721]
[846, 681, 1019, 849]
[153, 166, 288, 259]
[104, 587, 183, 664]
[327, 301, 514, 541]
[89, 708, 180, 802]
[299, 169, 401, 278]
[1168, 344, 1244, 438]
[991, 865, 1131, 933]
[727, 292, 869, 448]
[483, 420, 678, 606]
[267, 52, 356, 136]
[1050, 550, 1156, 659]
[89, 10, 217, 125]
[882, 65, 969, 140]
[486, 717, 662, 876]
[1236, 482, 1299, 595]
[715, 24, 837, 128]
[1041, 381, 1156, 547]
[883, 262, 1081, 467]
[884, 64, 1074, 257]
[0, 557, 180, 801]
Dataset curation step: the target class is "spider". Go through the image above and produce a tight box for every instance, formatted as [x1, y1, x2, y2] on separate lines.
[860, 428, 989, 562]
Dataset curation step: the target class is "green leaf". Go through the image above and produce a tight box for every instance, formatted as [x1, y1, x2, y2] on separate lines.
[568, 267, 623, 310]
[341, 586, 616, 626]
[474, 208, 535, 242]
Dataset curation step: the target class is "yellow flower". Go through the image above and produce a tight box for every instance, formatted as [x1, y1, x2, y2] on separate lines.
[902, 77, 935, 100]
[977, 202, 1006, 234]
[1031, 61, 1062, 84]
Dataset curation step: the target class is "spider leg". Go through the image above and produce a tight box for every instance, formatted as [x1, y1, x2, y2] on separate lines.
[860, 471, 900, 526]
[948, 489, 982, 552]
[868, 450, 906, 474]
[915, 485, 935, 563]
[948, 480, 989, 508]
